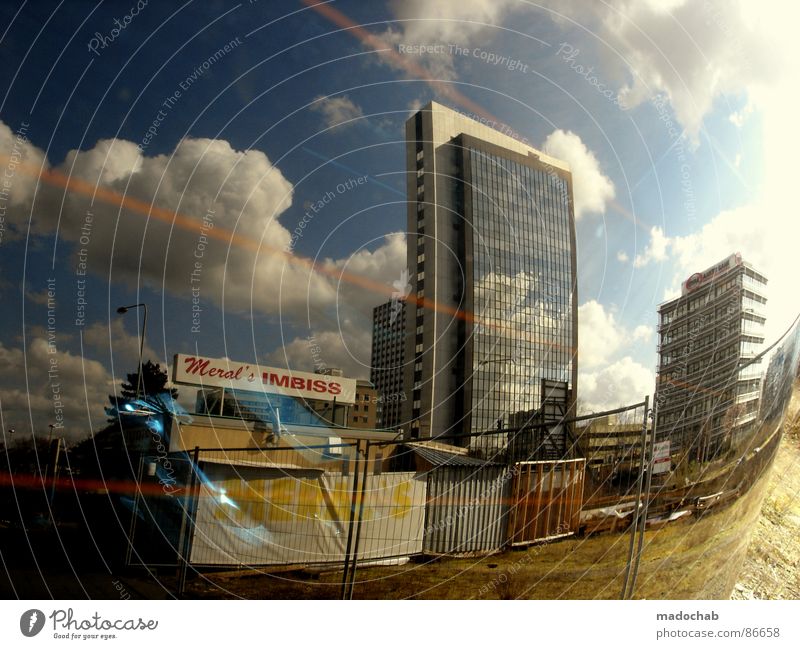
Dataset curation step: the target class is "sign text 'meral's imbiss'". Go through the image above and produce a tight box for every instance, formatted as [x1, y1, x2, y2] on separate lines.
[172, 355, 356, 403]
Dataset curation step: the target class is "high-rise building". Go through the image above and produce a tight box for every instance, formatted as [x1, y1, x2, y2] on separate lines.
[655, 253, 767, 461]
[403, 102, 578, 443]
[370, 300, 406, 430]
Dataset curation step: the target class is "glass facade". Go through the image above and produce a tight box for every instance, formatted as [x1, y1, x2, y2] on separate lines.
[465, 144, 575, 433]
[403, 102, 577, 442]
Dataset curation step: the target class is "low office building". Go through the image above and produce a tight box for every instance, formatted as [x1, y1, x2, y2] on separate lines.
[179, 354, 359, 430]
[655, 254, 767, 461]
[348, 380, 379, 429]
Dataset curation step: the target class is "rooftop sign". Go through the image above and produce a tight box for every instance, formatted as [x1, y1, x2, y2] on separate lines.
[681, 253, 742, 294]
[172, 354, 356, 404]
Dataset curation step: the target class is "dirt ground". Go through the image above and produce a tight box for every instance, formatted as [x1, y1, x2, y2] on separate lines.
[732, 390, 800, 599]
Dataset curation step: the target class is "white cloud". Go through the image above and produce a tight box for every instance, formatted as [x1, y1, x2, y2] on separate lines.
[83, 319, 159, 375]
[541, 129, 615, 219]
[267, 328, 374, 380]
[729, 103, 754, 128]
[0, 126, 415, 329]
[579, 356, 655, 413]
[381, 0, 519, 80]
[268, 233, 408, 379]
[666, 202, 795, 346]
[0, 125, 414, 431]
[616, 251, 629, 263]
[310, 95, 364, 129]
[632, 325, 653, 342]
[0, 121, 48, 243]
[542, 0, 775, 145]
[633, 226, 669, 268]
[579, 300, 623, 368]
[0, 338, 114, 441]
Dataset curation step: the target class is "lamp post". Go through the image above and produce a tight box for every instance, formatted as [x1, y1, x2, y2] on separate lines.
[116, 303, 148, 400]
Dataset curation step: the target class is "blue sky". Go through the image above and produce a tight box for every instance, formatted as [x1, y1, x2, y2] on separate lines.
[0, 0, 793, 438]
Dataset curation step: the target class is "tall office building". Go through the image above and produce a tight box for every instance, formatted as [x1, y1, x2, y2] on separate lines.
[370, 299, 406, 430]
[403, 102, 578, 442]
[655, 253, 767, 461]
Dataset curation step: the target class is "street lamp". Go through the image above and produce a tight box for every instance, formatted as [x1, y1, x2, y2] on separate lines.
[116, 303, 148, 400]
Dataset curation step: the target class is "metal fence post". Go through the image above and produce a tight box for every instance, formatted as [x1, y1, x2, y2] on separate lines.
[177, 446, 200, 597]
[340, 441, 361, 599]
[125, 454, 145, 568]
[346, 440, 371, 599]
[629, 399, 658, 598]
[621, 395, 649, 599]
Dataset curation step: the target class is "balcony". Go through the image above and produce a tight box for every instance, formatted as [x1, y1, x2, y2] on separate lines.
[734, 411, 758, 427]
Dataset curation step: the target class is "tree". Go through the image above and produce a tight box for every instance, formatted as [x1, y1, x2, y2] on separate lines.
[117, 360, 178, 400]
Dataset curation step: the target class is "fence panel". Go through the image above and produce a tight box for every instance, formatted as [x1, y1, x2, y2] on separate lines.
[423, 465, 511, 555]
[187, 457, 426, 566]
[507, 458, 585, 545]
[127, 454, 194, 567]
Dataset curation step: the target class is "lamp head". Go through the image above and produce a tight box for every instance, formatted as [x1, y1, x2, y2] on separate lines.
[116, 306, 128, 314]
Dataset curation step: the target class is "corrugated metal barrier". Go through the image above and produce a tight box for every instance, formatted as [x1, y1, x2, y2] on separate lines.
[423, 465, 512, 554]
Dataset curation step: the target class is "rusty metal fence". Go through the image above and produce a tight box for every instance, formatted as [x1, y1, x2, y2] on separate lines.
[507, 458, 585, 546]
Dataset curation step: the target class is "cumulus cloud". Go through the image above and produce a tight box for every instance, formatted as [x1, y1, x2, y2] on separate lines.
[0, 338, 114, 441]
[578, 300, 625, 368]
[310, 95, 364, 129]
[666, 202, 795, 346]
[632, 325, 653, 342]
[0, 123, 412, 433]
[577, 300, 655, 410]
[616, 251, 629, 263]
[83, 319, 160, 376]
[542, 0, 774, 144]
[269, 232, 408, 379]
[267, 328, 374, 380]
[541, 129, 615, 218]
[0, 124, 416, 328]
[633, 226, 669, 268]
[579, 356, 655, 413]
[0, 120, 48, 243]
[380, 0, 519, 80]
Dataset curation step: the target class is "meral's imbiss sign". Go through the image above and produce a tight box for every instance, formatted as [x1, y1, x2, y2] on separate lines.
[172, 354, 356, 404]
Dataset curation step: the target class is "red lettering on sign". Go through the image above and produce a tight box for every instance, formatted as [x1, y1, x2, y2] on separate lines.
[290, 377, 305, 390]
[312, 379, 327, 393]
[183, 357, 211, 376]
[264, 373, 290, 388]
[329, 382, 341, 395]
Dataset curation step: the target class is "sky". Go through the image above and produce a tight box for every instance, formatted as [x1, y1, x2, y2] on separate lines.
[0, 0, 797, 440]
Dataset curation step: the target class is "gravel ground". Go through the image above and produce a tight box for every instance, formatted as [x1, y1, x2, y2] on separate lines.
[732, 385, 800, 600]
